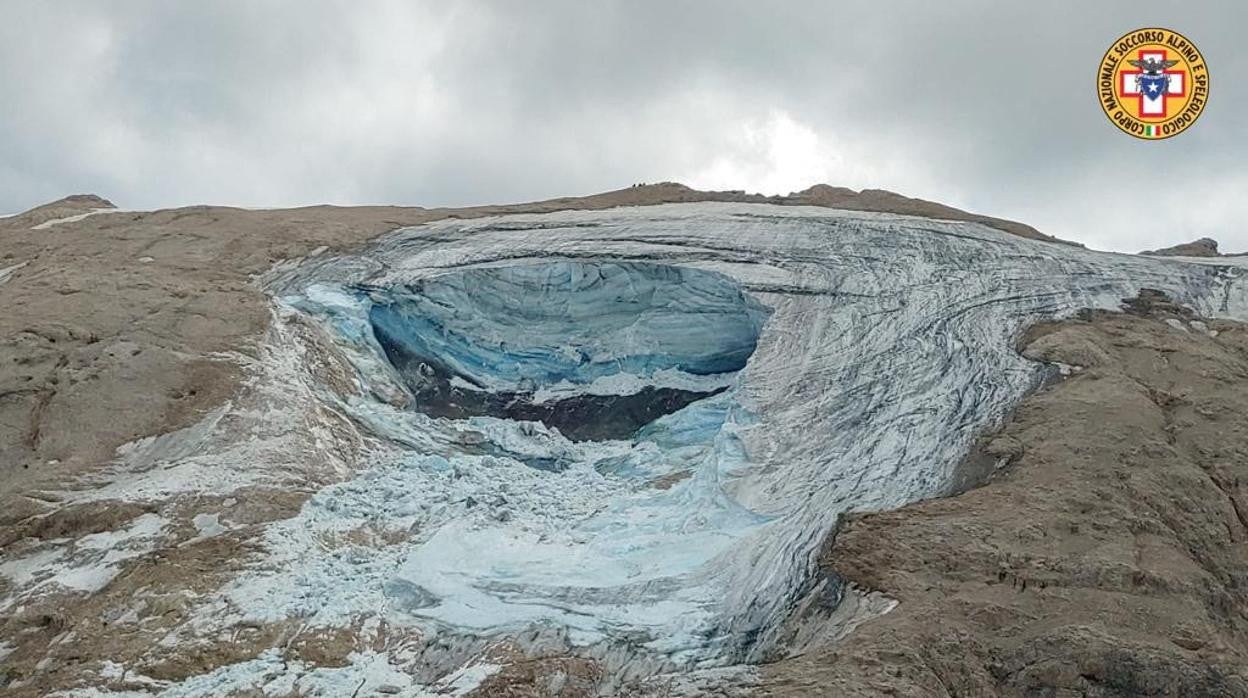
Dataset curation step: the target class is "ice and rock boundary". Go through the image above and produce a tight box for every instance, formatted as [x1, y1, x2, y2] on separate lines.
[4, 202, 1246, 695]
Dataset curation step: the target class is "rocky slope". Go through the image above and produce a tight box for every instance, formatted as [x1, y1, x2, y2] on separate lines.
[1142, 237, 1223, 257]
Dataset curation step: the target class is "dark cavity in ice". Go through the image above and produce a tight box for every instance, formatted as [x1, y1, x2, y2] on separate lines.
[364, 261, 769, 442]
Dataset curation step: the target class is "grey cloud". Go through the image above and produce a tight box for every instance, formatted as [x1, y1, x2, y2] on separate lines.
[0, 1, 1244, 251]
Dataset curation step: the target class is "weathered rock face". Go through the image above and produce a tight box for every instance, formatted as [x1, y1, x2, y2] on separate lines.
[760, 295, 1248, 697]
[787, 184, 1065, 245]
[1141, 237, 1222, 257]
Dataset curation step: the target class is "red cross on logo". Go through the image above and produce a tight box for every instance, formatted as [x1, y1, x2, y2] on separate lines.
[1120, 49, 1186, 118]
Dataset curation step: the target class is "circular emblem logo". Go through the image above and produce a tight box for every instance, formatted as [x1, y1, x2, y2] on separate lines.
[1097, 28, 1209, 139]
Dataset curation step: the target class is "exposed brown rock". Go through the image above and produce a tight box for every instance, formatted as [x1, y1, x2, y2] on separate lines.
[0, 487, 312, 696]
[787, 184, 1067, 245]
[471, 652, 604, 697]
[1141, 237, 1221, 257]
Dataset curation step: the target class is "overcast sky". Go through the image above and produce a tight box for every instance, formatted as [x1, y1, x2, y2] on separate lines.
[2, 1, 1244, 251]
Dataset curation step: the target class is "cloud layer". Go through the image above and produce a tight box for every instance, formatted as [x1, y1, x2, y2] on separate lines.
[1, 1, 1243, 251]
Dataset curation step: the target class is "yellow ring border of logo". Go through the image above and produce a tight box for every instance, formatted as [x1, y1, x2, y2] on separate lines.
[1096, 27, 1210, 141]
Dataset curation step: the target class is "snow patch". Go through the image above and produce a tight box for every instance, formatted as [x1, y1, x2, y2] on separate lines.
[190, 513, 227, 539]
[31, 208, 114, 230]
[74, 649, 499, 698]
[0, 260, 28, 284]
[438, 661, 501, 695]
[0, 513, 168, 604]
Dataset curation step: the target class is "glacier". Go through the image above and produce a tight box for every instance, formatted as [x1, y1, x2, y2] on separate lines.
[23, 201, 1247, 693]
[240, 203, 1248, 674]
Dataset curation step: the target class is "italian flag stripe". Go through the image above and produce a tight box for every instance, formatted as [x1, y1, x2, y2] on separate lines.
[1145, 125, 1158, 137]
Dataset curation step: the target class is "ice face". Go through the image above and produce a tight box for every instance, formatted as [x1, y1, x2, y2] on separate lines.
[364, 262, 769, 441]
[369, 262, 768, 390]
[242, 202, 1248, 676]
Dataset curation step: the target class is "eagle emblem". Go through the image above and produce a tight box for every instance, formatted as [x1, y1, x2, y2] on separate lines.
[1098, 28, 1209, 139]
[1127, 57, 1180, 75]
[1128, 57, 1178, 101]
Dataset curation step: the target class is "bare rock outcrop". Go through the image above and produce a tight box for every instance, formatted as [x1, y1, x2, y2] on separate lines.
[1141, 237, 1221, 257]
[787, 184, 1066, 245]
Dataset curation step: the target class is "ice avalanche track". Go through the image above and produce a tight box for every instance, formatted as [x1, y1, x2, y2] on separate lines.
[242, 203, 1246, 680]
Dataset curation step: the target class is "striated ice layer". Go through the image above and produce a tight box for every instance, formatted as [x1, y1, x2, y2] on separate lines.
[246, 202, 1248, 674]
[358, 262, 769, 442]
[367, 262, 768, 392]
